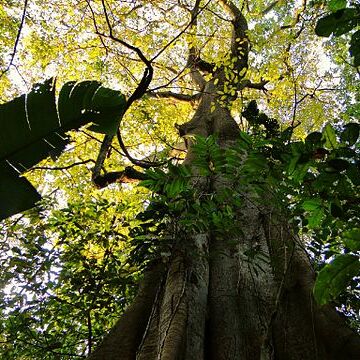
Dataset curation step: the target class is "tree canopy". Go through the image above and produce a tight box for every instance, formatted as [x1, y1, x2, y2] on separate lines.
[0, 0, 359, 359]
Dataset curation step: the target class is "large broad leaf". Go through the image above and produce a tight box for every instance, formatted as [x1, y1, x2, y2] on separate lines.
[302, 198, 325, 228]
[315, 8, 359, 37]
[0, 79, 126, 220]
[343, 229, 360, 252]
[340, 122, 360, 146]
[349, 30, 360, 67]
[314, 254, 360, 305]
[305, 131, 323, 147]
[322, 123, 338, 149]
[0, 162, 41, 220]
[328, 0, 347, 12]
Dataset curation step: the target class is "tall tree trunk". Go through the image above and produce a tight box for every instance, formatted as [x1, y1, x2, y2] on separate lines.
[88, 78, 360, 360]
[88, 1, 360, 359]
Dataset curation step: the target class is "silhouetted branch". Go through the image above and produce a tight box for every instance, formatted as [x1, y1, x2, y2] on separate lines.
[0, 0, 28, 79]
[151, 0, 212, 63]
[240, 79, 269, 91]
[88, 0, 157, 169]
[31, 159, 95, 171]
[147, 91, 201, 103]
[92, 166, 148, 188]
[186, 0, 207, 89]
[92, 134, 114, 179]
[116, 130, 167, 169]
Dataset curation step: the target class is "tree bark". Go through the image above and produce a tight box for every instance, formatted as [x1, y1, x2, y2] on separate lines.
[88, 1, 360, 359]
[88, 78, 360, 360]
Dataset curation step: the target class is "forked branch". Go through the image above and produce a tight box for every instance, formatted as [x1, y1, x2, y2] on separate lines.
[87, 0, 161, 171]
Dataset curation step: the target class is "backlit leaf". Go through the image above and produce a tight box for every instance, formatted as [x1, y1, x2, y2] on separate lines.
[322, 123, 338, 149]
[315, 9, 358, 37]
[314, 254, 360, 305]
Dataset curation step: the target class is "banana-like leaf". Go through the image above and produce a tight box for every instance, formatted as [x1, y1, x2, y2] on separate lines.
[0, 79, 126, 220]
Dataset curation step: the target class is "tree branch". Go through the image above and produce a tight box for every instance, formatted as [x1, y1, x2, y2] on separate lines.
[30, 159, 95, 171]
[99, 0, 153, 110]
[262, 1, 279, 15]
[87, 0, 158, 168]
[89, 0, 154, 111]
[92, 134, 114, 180]
[146, 91, 201, 104]
[0, 0, 28, 79]
[280, 0, 307, 39]
[116, 130, 167, 169]
[150, 0, 212, 64]
[92, 166, 148, 189]
[186, 0, 213, 89]
[239, 79, 269, 91]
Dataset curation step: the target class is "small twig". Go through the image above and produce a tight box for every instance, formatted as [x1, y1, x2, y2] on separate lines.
[291, 80, 322, 128]
[30, 159, 95, 171]
[86, 0, 109, 57]
[116, 130, 167, 169]
[339, 55, 360, 77]
[0, 0, 28, 79]
[99, 0, 153, 109]
[151, 0, 212, 63]
[80, 130, 123, 155]
[148, 65, 195, 92]
[147, 91, 201, 103]
[87, 0, 157, 168]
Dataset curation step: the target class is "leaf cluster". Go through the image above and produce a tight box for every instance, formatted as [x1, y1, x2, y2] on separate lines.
[138, 118, 360, 315]
[0, 79, 126, 220]
[315, 0, 360, 66]
[0, 198, 138, 359]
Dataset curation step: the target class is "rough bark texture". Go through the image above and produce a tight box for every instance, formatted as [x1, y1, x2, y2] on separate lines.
[88, 1, 360, 359]
[88, 80, 360, 360]
[87, 261, 165, 360]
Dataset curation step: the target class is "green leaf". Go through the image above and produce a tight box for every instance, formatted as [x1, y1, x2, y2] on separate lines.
[305, 131, 323, 146]
[328, 0, 347, 12]
[0, 79, 126, 220]
[238, 131, 252, 147]
[58, 80, 126, 135]
[343, 229, 360, 251]
[164, 177, 186, 197]
[340, 123, 360, 145]
[0, 79, 58, 170]
[314, 254, 360, 305]
[243, 154, 268, 173]
[330, 202, 344, 218]
[287, 153, 301, 175]
[0, 162, 41, 219]
[349, 30, 360, 66]
[302, 199, 324, 228]
[346, 164, 360, 186]
[322, 123, 338, 149]
[290, 141, 305, 155]
[315, 9, 359, 37]
[303, 199, 322, 211]
[327, 158, 350, 172]
[292, 162, 311, 183]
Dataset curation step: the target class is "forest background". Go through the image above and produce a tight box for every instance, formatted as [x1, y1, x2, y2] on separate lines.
[0, 0, 360, 359]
